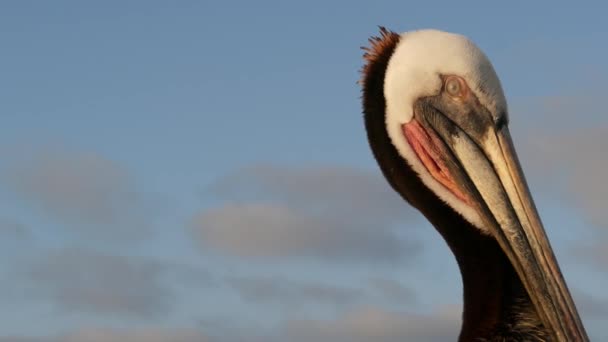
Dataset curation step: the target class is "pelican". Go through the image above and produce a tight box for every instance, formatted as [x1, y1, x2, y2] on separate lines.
[360, 28, 588, 341]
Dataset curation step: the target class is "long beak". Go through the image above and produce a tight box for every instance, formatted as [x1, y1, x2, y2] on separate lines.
[427, 112, 589, 341]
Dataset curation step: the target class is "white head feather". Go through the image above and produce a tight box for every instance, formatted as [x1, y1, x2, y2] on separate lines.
[383, 29, 507, 230]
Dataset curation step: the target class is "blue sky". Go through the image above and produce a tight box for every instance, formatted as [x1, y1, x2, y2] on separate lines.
[1, 1, 607, 341]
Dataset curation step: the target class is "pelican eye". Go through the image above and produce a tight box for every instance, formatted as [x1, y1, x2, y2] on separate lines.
[444, 76, 466, 98]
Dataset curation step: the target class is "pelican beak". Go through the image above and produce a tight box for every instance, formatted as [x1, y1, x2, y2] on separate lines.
[414, 106, 589, 341]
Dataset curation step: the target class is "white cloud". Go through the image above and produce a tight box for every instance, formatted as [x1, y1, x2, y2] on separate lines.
[571, 240, 608, 272]
[21, 247, 171, 318]
[0, 337, 51, 342]
[61, 327, 209, 342]
[0, 327, 209, 342]
[367, 277, 416, 305]
[573, 289, 608, 319]
[225, 274, 364, 308]
[0, 146, 156, 241]
[192, 202, 419, 262]
[0, 218, 29, 240]
[520, 125, 608, 228]
[193, 164, 422, 262]
[207, 164, 417, 227]
[278, 305, 460, 342]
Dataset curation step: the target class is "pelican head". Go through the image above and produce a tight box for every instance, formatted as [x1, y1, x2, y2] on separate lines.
[361, 28, 588, 341]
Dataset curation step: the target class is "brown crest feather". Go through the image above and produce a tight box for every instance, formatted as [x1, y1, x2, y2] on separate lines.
[359, 27, 400, 85]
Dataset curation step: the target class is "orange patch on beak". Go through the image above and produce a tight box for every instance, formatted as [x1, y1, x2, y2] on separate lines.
[403, 119, 472, 206]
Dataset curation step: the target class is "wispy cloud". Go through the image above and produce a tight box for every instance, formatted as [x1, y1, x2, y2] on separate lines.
[0, 146, 156, 241]
[276, 305, 460, 342]
[225, 274, 364, 308]
[207, 164, 416, 226]
[521, 125, 608, 228]
[192, 202, 418, 262]
[573, 289, 608, 319]
[0, 337, 49, 342]
[367, 277, 417, 306]
[570, 240, 608, 272]
[0, 327, 209, 342]
[19, 247, 172, 318]
[192, 164, 422, 263]
[61, 327, 209, 342]
[0, 218, 29, 241]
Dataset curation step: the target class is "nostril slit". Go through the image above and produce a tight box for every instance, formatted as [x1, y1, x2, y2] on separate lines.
[496, 115, 507, 130]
